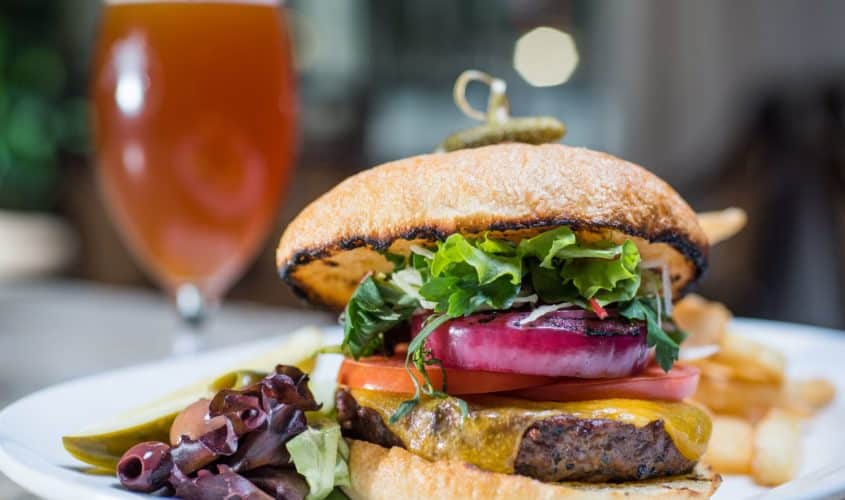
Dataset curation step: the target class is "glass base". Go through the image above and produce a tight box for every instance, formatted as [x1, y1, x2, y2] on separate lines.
[172, 283, 207, 356]
[172, 326, 204, 356]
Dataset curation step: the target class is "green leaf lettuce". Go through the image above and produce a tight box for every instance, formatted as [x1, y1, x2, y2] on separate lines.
[342, 275, 418, 358]
[420, 234, 523, 317]
[618, 297, 680, 371]
[286, 422, 351, 500]
[518, 228, 641, 306]
[560, 239, 641, 305]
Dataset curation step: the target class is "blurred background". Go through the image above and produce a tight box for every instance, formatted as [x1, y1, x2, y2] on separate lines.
[1, 0, 845, 329]
[2, 2, 844, 496]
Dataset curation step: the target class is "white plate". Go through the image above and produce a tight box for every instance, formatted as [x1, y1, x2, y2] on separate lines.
[1, 319, 844, 499]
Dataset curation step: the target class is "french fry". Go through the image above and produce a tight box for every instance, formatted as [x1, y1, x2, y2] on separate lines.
[702, 416, 754, 474]
[751, 409, 802, 486]
[687, 359, 736, 381]
[694, 374, 781, 421]
[672, 293, 835, 486]
[674, 294, 731, 347]
[712, 332, 786, 384]
[697, 207, 748, 245]
[793, 378, 836, 409]
[777, 378, 836, 417]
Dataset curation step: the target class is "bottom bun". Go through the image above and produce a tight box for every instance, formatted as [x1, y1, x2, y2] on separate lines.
[343, 440, 721, 500]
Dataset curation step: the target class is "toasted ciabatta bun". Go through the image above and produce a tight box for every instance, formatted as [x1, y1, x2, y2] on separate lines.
[277, 143, 708, 309]
[343, 440, 721, 500]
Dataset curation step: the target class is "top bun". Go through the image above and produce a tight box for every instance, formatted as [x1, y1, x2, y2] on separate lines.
[277, 143, 707, 310]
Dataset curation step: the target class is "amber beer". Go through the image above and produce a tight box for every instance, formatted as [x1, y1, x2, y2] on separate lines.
[93, 0, 295, 301]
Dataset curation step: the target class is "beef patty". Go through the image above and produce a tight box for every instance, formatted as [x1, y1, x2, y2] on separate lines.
[336, 389, 695, 483]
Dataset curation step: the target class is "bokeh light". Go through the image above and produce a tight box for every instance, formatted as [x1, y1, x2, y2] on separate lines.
[513, 27, 579, 87]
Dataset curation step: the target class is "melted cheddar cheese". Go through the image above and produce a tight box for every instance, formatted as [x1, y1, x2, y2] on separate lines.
[350, 389, 711, 474]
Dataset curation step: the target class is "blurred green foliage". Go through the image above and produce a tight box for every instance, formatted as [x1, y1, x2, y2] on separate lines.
[0, 1, 89, 211]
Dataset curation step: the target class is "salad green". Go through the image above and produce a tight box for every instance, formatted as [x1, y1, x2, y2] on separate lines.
[286, 422, 351, 500]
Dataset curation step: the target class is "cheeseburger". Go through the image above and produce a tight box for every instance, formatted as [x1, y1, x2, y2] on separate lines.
[277, 143, 719, 498]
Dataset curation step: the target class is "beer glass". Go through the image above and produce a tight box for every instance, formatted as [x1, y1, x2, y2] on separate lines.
[92, 0, 296, 352]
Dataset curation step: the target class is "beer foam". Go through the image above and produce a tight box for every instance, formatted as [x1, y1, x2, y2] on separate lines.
[105, 0, 279, 5]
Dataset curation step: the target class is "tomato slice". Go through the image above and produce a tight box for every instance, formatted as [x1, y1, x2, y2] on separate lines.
[338, 355, 556, 395]
[507, 364, 700, 402]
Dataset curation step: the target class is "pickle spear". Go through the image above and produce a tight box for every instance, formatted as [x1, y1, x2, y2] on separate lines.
[63, 327, 323, 471]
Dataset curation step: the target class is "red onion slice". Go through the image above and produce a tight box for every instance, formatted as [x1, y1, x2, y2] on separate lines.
[411, 309, 649, 378]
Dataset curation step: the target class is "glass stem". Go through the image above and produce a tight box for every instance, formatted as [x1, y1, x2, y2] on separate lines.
[173, 283, 207, 355]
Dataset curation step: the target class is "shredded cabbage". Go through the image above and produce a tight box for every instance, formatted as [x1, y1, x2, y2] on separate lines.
[661, 263, 673, 316]
[517, 302, 575, 325]
[389, 268, 437, 310]
[641, 259, 673, 316]
[512, 294, 539, 304]
[409, 244, 435, 260]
